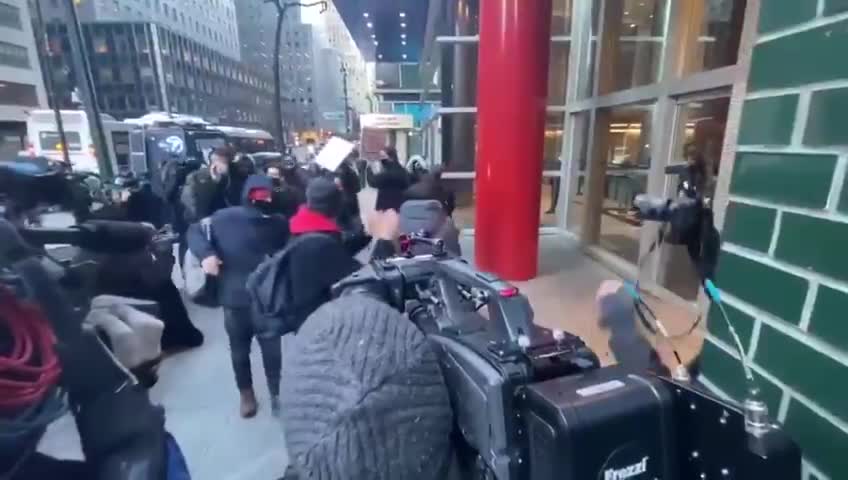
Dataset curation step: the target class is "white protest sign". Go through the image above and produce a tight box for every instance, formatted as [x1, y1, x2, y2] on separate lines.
[315, 136, 355, 172]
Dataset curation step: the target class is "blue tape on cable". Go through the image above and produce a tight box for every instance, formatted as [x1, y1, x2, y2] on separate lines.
[622, 281, 641, 301]
[705, 279, 721, 303]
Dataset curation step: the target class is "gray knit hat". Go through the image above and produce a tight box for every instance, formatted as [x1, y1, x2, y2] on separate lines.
[280, 296, 453, 480]
[306, 177, 343, 218]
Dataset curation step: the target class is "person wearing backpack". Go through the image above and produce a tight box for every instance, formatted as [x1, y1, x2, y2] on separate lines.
[186, 174, 289, 418]
[247, 178, 398, 340]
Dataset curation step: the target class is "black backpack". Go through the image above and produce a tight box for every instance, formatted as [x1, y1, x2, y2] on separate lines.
[247, 232, 356, 336]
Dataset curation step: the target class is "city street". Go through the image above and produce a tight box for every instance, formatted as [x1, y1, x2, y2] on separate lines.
[34, 190, 703, 479]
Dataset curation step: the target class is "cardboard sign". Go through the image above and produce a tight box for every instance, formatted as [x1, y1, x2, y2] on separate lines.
[315, 136, 355, 172]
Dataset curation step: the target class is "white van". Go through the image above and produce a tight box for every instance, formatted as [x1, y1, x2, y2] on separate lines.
[26, 110, 138, 175]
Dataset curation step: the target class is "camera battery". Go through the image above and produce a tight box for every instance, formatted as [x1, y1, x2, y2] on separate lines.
[521, 365, 676, 480]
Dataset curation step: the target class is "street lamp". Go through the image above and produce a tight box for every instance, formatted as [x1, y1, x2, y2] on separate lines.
[264, 0, 327, 151]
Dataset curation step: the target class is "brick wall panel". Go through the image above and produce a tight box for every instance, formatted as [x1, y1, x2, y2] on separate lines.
[717, 252, 809, 322]
[783, 400, 848, 477]
[809, 286, 848, 352]
[774, 213, 848, 283]
[700, 340, 783, 413]
[755, 324, 848, 423]
[757, 1, 817, 33]
[708, 301, 756, 348]
[805, 87, 848, 146]
[723, 202, 777, 252]
[825, 0, 848, 16]
[738, 94, 798, 145]
[749, 19, 848, 90]
[730, 152, 836, 209]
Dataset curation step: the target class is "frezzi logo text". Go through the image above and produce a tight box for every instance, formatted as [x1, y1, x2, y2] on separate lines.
[603, 456, 649, 480]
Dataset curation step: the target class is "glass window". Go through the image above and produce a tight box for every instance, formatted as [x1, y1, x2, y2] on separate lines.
[39, 131, 83, 151]
[594, 103, 654, 263]
[551, 0, 573, 35]
[440, 43, 478, 107]
[567, 112, 592, 235]
[0, 80, 38, 107]
[658, 95, 729, 299]
[0, 2, 23, 30]
[676, 0, 747, 76]
[598, 0, 667, 94]
[548, 41, 570, 106]
[375, 63, 400, 89]
[0, 41, 30, 68]
[111, 131, 131, 168]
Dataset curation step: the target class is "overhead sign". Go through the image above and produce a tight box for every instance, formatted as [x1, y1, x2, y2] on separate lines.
[322, 111, 345, 121]
[360, 114, 414, 130]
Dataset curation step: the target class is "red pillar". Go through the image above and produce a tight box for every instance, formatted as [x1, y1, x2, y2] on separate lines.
[475, 0, 553, 281]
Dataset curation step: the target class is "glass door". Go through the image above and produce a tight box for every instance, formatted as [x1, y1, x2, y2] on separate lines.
[655, 91, 731, 300]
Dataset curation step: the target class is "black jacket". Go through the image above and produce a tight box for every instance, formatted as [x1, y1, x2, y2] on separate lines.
[405, 173, 457, 216]
[367, 160, 409, 211]
[187, 175, 289, 308]
[260, 207, 392, 334]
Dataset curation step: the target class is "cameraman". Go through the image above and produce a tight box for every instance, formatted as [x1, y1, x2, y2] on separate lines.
[279, 296, 454, 480]
[0, 222, 186, 479]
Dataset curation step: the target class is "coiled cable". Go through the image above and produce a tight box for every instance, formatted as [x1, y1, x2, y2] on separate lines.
[0, 285, 66, 441]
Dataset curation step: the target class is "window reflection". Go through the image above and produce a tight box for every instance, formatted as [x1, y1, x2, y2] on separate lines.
[548, 42, 570, 106]
[598, 0, 667, 94]
[659, 96, 729, 300]
[676, 0, 747, 76]
[567, 112, 591, 235]
[596, 104, 654, 263]
[551, 0, 573, 36]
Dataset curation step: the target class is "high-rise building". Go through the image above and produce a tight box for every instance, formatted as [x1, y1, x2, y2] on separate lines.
[277, 1, 371, 138]
[41, 0, 241, 60]
[39, 0, 275, 131]
[0, 0, 47, 157]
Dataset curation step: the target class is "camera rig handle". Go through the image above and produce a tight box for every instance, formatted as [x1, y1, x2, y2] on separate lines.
[333, 255, 538, 350]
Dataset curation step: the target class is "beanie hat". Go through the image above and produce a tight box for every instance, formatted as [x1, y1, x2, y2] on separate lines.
[305, 177, 343, 218]
[280, 296, 453, 480]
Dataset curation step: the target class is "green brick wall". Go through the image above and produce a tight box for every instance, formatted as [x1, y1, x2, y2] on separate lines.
[702, 4, 848, 480]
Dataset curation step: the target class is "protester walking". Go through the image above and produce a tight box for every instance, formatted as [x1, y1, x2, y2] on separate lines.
[367, 146, 409, 211]
[187, 174, 289, 418]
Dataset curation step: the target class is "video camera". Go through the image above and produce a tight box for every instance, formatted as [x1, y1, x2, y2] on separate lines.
[333, 240, 800, 477]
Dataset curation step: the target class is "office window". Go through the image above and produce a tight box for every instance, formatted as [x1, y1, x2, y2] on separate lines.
[0, 2, 22, 30]
[0, 81, 38, 106]
[0, 41, 30, 68]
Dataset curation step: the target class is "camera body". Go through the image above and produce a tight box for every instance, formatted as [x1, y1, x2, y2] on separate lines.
[333, 249, 801, 480]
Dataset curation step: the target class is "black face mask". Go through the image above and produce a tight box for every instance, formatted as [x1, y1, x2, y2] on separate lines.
[271, 178, 283, 188]
[253, 201, 276, 215]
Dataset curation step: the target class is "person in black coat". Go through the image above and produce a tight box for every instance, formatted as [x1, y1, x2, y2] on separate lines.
[271, 178, 395, 335]
[367, 146, 410, 211]
[187, 174, 289, 418]
[404, 167, 456, 216]
[267, 162, 304, 218]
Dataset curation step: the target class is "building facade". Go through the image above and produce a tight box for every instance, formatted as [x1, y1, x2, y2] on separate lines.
[43, 21, 273, 128]
[278, 1, 370, 138]
[39, 0, 275, 130]
[0, 0, 47, 157]
[41, 0, 241, 60]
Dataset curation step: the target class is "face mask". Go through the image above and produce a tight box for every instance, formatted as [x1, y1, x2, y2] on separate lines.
[271, 178, 282, 188]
